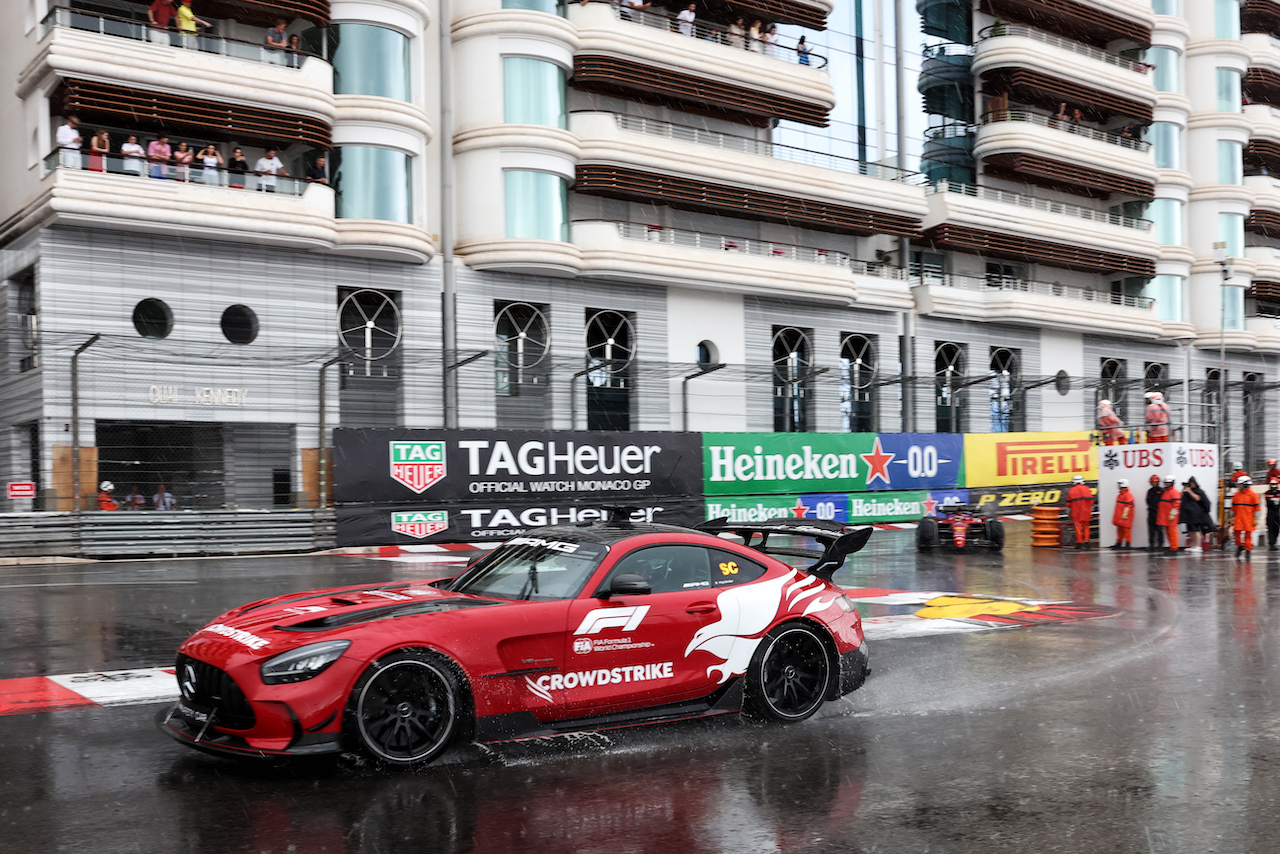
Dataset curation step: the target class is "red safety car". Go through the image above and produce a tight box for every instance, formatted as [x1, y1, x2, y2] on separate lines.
[915, 502, 1005, 552]
[158, 517, 872, 765]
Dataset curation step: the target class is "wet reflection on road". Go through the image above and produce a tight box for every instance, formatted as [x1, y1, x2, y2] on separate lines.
[6, 527, 1280, 853]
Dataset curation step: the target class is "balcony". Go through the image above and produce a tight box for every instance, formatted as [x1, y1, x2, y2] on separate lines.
[911, 271, 1163, 337]
[1243, 0, 1280, 39]
[977, 0, 1153, 47]
[923, 180, 1157, 276]
[1246, 173, 1280, 237]
[571, 112, 928, 237]
[19, 149, 339, 251]
[974, 24, 1154, 123]
[572, 220, 895, 305]
[919, 44, 975, 122]
[27, 10, 334, 122]
[568, 1, 835, 127]
[921, 123, 976, 183]
[974, 110, 1156, 198]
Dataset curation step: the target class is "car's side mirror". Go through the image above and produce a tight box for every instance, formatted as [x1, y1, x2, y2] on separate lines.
[600, 573, 651, 598]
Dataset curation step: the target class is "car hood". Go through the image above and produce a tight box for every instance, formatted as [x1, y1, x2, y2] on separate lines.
[182, 582, 502, 659]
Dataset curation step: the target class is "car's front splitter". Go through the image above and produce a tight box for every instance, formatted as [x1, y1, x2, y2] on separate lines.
[156, 704, 343, 759]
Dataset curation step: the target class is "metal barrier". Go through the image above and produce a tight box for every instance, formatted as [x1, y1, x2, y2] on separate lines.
[0, 510, 335, 558]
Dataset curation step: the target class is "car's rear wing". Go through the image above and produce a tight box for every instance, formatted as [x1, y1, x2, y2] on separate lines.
[694, 517, 873, 581]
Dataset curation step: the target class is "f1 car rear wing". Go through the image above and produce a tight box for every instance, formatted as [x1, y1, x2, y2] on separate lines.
[694, 517, 872, 581]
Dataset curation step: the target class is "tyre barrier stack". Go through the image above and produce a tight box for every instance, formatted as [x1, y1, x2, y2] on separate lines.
[1031, 505, 1062, 548]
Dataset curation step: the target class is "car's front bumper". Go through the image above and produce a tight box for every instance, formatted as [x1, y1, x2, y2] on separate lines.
[156, 701, 344, 759]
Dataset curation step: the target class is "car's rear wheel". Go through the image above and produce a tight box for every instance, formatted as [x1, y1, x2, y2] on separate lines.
[916, 518, 940, 551]
[349, 650, 466, 765]
[744, 623, 832, 723]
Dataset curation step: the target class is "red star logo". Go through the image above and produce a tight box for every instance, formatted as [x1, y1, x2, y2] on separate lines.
[860, 437, 895, 487]
[791, 499, 809, 518]
[922, 494, 939, 516]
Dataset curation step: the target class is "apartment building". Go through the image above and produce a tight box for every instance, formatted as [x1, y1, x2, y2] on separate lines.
[0, 0, 1275, 510]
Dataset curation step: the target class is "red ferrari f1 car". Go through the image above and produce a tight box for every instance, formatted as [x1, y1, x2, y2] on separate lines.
[158, 516, 872, 765]
[915, 503, 1005, 552]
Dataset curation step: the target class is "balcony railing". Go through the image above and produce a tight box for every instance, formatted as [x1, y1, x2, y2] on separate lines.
[916, 271, 1156, 309]
[606, 113, 924, 182]
[977, 23, 1152, 73]
[602, 3, 828, 69]
[929, 180, 1153, 229]
[40, 7, 320, 68]
[980, 110, 1152, 151]
[585, 221, 906, 275]
[43, 148, 309, 196]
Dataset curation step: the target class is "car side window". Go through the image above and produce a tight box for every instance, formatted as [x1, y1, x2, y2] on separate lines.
[710, 550, 767, 587]
[603, 546, 712, 594]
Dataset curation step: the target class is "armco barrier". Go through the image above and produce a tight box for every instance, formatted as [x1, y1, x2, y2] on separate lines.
[0, 510, 335, 558]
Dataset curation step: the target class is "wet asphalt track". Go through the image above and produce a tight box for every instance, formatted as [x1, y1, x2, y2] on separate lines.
[2, 524, 1277, 853]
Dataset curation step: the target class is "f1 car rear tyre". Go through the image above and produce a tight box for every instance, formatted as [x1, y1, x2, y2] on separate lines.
[743, 623, 832, 723]
[916, 518, 940, 551]
[988, 519, 1006, 551]
[350, 650, 466, 765]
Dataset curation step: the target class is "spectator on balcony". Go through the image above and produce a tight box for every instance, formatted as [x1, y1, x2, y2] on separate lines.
[287, 34, 302, 68]
[1070, 108, 1084, 132]
[121, 135, 146, 176]
[676, 4, 696, 36]
[254, 148, 291, 192]
[56, 116, 83, 169]
[148, 0, 178, 46]
[227, 147, 249, 188]
[88, 129, 110, 173]
[762, 24, 778, 57]
[306, 154, 328, 184]
[796, 35, 811, 65]
[747, 20, 762, 51]
[618, 0, 650, 21]
[173, 141, 194, 181]
[265, 19, 288, 62]
[1050, 102, 1069, 128]
[199, 143, 224, 185]
[147, 133, 172, 179]
[727, 17, 745, 48]
[176, 0, 210, 50]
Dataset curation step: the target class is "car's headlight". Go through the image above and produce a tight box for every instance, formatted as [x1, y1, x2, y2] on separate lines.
[836, 595, 857, 613]
[260, 640, 351, 684]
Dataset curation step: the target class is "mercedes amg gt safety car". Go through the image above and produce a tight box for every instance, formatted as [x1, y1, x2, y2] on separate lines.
[915, 503, 1004, 552]
[158, 517, 873, 765]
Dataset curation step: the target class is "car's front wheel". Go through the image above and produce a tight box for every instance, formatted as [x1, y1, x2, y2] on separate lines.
[349, 650, 467, 764]
[743, 623, 833, 723]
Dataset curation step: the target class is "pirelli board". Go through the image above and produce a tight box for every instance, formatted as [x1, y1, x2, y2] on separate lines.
[333, 429, 705, 545]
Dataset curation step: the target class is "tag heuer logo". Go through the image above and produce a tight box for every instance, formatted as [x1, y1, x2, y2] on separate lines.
[391, 510, 449, 539]
[390, 441, 447, 493]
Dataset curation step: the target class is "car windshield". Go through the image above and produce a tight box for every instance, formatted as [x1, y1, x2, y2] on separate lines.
[447, 537, 609, 601]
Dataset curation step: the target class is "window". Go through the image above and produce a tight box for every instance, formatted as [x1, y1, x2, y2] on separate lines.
[503, 0, 562, 12]
[1149, 123, 1181, 169]
[1151, 0, 1178, 13]
[773, 326, 813, 432]
[1203, 368, 1222, 443]
[220, 305, 258, 345]
[324, 24, 411, 101]
[989, 347, 1022, 432]
[503, 58, 566, 128]
[1144, 275, 1185, 322]
[1219, 140, 1243, 184]
[696, 340, 718, 365]
[1148, 199, 1183, 245]
[985, 261, 1025, 287]
[840, 334, 876, 432]
[1220, 211, 1245, 257]
[1244, 372, 1265, 471]
[494, 302, 549, 397]
[585, 309, 634, 431]
[1150, 47, 1180, 93]
[708, 550, 767, 586]
[1144, 362, 1169, 397]
[451, 539, 610, 601]
[14, 270, 37, 372]
[1215, 0, 1240, 39]
[603, 546, 713, 594]
[1100, 358, 1128, 423]
[910, 249, 946, 285]
[505, 171, 568, 241]
[1217, 68, 1242, 112]
[132, 298, 173, 339]
[934, 342, 966, 433]
[332, 146, 412, 222]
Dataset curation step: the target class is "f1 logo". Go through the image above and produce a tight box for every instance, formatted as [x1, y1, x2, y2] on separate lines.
[574, 605, 650, 635]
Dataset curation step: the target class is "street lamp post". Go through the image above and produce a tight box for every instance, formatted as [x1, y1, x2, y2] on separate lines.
[1213, 242, 1248, 538]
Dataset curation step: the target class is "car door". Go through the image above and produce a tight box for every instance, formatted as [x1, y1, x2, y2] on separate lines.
[559, 544, 725, 715]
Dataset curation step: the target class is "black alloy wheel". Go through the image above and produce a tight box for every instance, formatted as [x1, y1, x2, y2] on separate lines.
[351, 651, 464, 764]
[745, 624, 832, 723]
